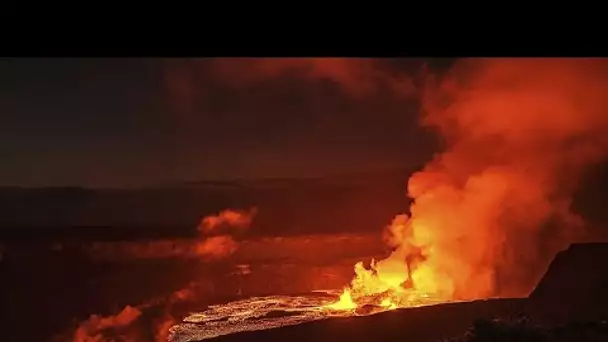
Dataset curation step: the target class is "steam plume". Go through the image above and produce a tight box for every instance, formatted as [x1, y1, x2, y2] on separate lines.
[385, 58, 608, 300]
[72, 305, 141, 342]
[67, 283, 197, 342]
[198, 208, 258, 235]
[83, 207, 258, 262]
[195, 235, 239, 261]
[195, 207, 257, 260]
[66, 207, 257, 342]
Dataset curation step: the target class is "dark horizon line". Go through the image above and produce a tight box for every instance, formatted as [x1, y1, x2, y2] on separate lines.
[0, 164, 420, 191]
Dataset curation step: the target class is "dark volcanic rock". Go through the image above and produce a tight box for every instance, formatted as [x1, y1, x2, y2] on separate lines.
[528, 242, 608, 323]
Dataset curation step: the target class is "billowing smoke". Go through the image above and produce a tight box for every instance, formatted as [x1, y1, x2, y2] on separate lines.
[383, 58, 608, 300]
[65, 284, 196, 342]
[65, 207, 257, 342]
[72, 305, 141, 342]
[195, 207, 257, 260]
[195, 235, 238, 261]
[83, 207, 258, 262]
[197, 208, 258, 235]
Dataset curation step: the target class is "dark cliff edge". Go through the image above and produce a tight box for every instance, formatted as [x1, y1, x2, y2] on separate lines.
[528, 242, 608, 323]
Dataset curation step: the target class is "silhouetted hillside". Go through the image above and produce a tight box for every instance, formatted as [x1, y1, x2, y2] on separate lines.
[529, 242, 608, 323]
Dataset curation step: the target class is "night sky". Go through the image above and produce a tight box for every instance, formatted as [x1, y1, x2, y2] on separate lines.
[0, 58, 451, 188]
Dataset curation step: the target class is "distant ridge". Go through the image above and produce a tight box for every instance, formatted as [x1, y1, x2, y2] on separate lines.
[173, 166, 415, 190]
[0, 166, 416, 191]
[0, 166, 414, 239]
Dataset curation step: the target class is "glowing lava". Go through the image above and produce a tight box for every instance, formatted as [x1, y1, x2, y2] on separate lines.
[169, 290, 445, 342]
[170, 215, 451, 341]
[323, 214, 448, 312]
[325, 288, 357, 310]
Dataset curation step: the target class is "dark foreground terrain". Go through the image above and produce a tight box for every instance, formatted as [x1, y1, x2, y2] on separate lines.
[448, 318, 608, 342]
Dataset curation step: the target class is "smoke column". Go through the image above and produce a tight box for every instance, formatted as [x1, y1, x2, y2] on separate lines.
[385, 58, 608, 300]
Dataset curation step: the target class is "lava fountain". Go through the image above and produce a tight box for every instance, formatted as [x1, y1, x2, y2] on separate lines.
[322, 214, 450, 312]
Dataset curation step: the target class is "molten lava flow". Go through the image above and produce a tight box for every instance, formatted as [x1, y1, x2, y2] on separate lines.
[325, 288, 357, 310]
[325, 213, 449, 312]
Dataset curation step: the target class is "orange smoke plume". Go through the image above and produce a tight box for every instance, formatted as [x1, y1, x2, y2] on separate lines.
[154, 316, 177, 342]
[72, 305, 141, 342]
[83, 208, 257, 262]
[66, 283, 198, 342]
[64, 206, 258, 341]
[195, 235, 239, 261]
[333, 58, 608, 310]
[195, 207, 257, 260]
[198, 207, 257, 235]
[396, 58, 608, 299]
